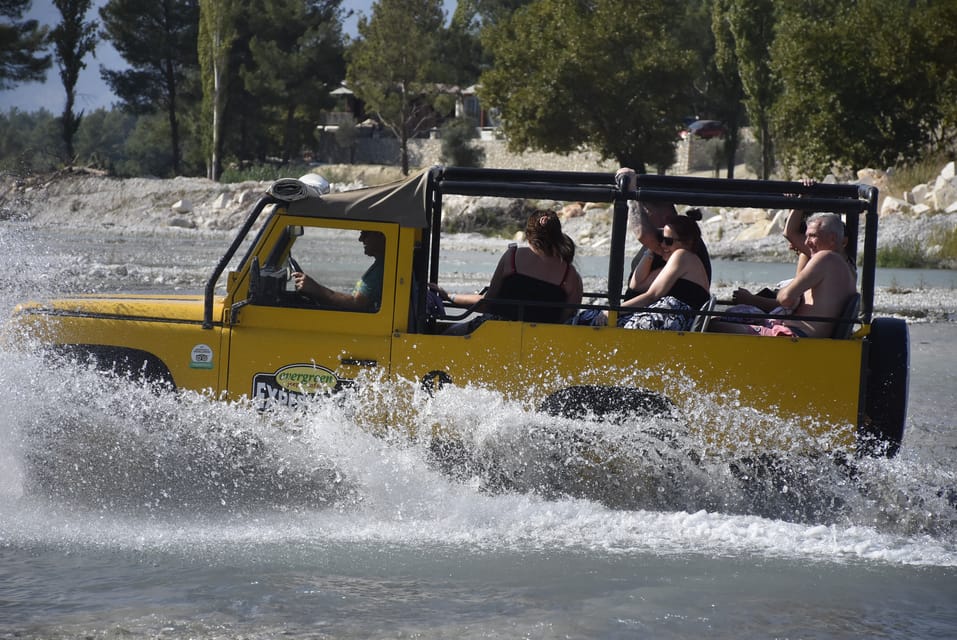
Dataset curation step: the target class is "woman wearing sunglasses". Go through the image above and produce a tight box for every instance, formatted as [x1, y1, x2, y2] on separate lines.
[594, 212, 711, 331]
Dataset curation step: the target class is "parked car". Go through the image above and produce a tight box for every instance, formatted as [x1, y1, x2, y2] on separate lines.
[682, 119, 727, 139]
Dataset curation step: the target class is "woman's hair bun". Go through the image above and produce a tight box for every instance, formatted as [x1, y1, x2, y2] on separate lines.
[684, 207, 703, 221]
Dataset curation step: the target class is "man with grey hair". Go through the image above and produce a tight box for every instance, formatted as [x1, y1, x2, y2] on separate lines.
[714, 211, 857, 338]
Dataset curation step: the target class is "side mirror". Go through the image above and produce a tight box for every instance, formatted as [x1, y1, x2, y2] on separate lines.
[247, 256, 287, 306]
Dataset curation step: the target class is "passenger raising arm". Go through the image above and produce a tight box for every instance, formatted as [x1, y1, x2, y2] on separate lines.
[713, 213, 856, 338]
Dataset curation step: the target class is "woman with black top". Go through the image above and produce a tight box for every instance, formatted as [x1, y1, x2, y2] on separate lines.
[594, 213, 711, 331]
[437, 210, 584, 333]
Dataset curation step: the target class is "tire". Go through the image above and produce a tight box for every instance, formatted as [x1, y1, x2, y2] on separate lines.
[860, 318, 909, 458]
[540, 385, 674, 423]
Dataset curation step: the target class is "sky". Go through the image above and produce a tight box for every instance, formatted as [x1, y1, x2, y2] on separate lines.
[0, 0, 455, 113]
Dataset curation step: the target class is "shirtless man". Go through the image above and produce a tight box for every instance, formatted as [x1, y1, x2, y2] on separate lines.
[714, 212, 857, 338]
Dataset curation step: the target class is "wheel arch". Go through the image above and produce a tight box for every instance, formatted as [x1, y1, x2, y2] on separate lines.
[49, 344, 177, 390]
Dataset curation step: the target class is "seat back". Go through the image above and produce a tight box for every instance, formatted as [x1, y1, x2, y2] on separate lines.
[691, 295, 717, 332]
[831, 292, 861, 339]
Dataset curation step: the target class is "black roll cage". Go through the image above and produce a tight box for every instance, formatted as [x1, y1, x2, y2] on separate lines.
[422, 167, 877, 331]
[203, 168, 878, 334]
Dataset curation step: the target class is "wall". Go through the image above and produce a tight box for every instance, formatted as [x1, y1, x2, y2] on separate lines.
[340, 133, 741, 175]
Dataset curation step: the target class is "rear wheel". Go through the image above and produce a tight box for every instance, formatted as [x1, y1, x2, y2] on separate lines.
[859, 318, 909, 457]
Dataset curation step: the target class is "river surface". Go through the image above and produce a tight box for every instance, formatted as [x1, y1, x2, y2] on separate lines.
[1, 224, 955, 639]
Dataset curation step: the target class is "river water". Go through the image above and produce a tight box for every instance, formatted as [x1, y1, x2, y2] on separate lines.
[1, 224, 955, 639]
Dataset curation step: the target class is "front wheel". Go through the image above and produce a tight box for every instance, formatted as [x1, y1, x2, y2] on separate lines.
[859, 318, 909, 457]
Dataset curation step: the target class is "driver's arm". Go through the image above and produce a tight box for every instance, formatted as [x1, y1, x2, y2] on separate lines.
[293, 272, 373, 311]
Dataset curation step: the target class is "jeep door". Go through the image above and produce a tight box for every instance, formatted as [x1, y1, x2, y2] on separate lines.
[223, 220, 397, 408]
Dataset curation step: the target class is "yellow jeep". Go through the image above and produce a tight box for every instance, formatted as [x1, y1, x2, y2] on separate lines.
[8, 168, 909, 458]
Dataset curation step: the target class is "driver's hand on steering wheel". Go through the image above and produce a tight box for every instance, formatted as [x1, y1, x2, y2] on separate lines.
[292, 271, 320, 299]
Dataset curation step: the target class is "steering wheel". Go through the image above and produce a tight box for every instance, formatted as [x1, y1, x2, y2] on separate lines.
[287, 254, 323, 307]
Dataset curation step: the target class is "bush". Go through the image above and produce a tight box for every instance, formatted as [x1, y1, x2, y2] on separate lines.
[932, 225, 957, 264]
[885, 153, 951, 201]
[876, 239, 936, 268]
[439, 118, 485, 168]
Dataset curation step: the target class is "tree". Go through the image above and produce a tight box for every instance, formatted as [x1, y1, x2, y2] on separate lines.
[480, 0, 695, 172]
[51, 0, 97, 165]
[707, 0, 747, 178]
[241, 0, 346, 165]
[771, 0, 956, 176]
[722, 0, 776, 179]
[347, 0, 445, 175]
[440, 116, 484, 167]
[198, 0, 238, 180]
[99, 0, 199, 176]
[0, 0, 51, 89]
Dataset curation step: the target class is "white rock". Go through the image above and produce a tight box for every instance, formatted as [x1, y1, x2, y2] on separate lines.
[880, 196, 908, 216]
[171, 198, 193, 214]
[912, 204, 932, 216]
[857, 168, 883, 185]
[212, 193, 230, 209]
[941, 161, 956, 180]
[769, 210, 789, 234]
[931, 177, 957, 212]
[735, 220, 776, 242]
[733, 207, 770, 224]
[910, 183, 929, 204]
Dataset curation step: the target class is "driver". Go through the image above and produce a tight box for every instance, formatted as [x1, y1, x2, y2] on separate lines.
[292, 230, 385, 312]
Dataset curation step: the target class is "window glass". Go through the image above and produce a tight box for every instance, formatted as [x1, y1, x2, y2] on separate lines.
[289, 226, 386, 313]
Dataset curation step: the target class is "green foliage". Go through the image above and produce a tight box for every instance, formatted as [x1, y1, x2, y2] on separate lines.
[51, 0, 98, 163]
[439, 118, 484, 168]
[718, 0, 777, 179]
[771, 0, 955, 177]
[876, 239, 935, 269]
[198, 0, 239, 180]
[347, 0, 447, 175]
[936, 226, 957, 265]
[0, 109, 62, 173]
[0, 0, 51, 89]
[479, 0, 695, 172]
[99, 0, 200, 175]
[240, 0, 346, 166]
[700, 0, 747, 178]
[72, 107, 136, 172]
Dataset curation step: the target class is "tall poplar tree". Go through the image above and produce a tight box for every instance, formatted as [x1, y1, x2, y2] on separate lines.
[347, 0, 445, 175]
[723, 0, 777, 179]
[198, 0, 238, 180]
[52, 0, 97, 164]
[0, 0, 51, 89]
[99, 0, 199, 176]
